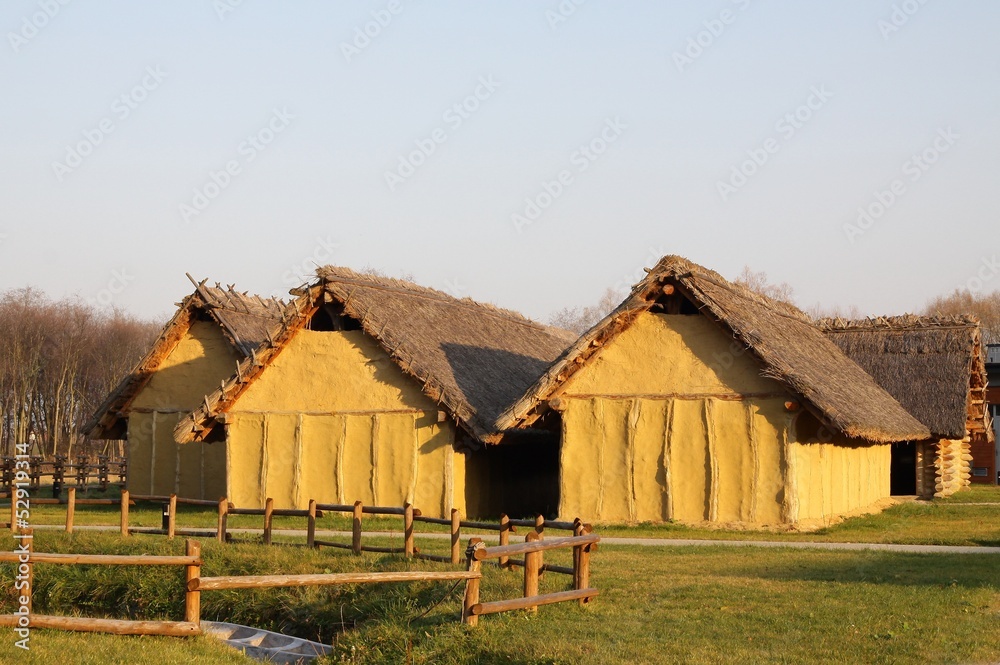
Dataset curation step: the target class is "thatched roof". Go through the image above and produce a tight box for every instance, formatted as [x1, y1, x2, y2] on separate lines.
[83, 278, 286, 439]
[497, 255, 931, 444]
[174, 267, 576, 444]
[818, 315, 989, 440]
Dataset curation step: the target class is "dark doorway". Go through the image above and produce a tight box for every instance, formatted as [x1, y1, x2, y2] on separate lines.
[890, 441, 917, 495]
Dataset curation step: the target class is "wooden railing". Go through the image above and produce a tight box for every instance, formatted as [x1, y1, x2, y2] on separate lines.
[0, 456, 126, 496]
[0, 533, 593, 636]
[5, 492, 594, 572]
[461, 533, 601, 625]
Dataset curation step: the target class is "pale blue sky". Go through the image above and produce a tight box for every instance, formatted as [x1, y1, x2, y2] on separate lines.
[1, 1, 997, 321]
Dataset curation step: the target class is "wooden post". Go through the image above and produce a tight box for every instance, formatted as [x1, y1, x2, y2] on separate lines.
[185, 539, 201, 627]
[216, 498, 228, 544]
[450, 508, 462, 565]
[9, 493, 16, 532]
[263, 498, 274, 546]
[572, 519, 583, 590]
[499, 514, 511, 570]
[120, 489, 130, 537]
[99, 456, 109, 492]
[523, 532, 541, 613]
[351, 501, 363, 555]
[534, 514, 545, 537]
[462, 538, 483, 627]
[65, 487, 76, 534]
[577, 542, 592, 606]
[167, 494, 178, 539]
[306, 499, 317, 549]
[403, 503, 414, 558]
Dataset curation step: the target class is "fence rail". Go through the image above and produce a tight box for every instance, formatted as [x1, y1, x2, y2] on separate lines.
[0, 455, 126, 496]
[0, 530, 594, 638]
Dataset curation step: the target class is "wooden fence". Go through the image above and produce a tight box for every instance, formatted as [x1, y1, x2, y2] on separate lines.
[4, 492, 594, 578]
[0, 456, 126, 496]
[0, 531, 599, 637]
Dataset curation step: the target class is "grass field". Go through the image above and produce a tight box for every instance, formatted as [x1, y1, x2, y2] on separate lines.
[19, 486, 1000, 548]
[0, 526, 999, 664]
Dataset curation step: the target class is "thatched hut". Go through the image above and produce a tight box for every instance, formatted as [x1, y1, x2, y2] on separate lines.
[495, 256, 929, 528]
[173, 267, 574, 518]
[84, 277, 286, 500]
[818, 315, 991, 497]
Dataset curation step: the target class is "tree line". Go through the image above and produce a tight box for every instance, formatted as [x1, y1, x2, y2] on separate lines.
[0, 287, 162, 458]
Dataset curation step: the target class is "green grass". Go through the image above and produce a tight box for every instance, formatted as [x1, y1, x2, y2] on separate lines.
[21, 486, 1000, 548]
[0, 631, 252, 665]
[0, 531, 999, 664]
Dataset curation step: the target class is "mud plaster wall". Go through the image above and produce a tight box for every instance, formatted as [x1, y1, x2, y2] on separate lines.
[225, 331, 467, 516]
[557, 313, 893, 526]
[127, 320, 234, 499]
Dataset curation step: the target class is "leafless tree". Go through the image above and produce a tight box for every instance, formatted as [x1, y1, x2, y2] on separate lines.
[925, 289, 1000, 344]
[549, 288, 625, 335]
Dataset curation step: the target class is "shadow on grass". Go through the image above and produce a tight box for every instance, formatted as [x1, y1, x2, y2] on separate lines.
[719, 552, 1000, 590]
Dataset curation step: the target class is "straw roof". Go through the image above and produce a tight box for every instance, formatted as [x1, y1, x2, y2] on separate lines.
[174, 267, 576, 444]
[83, 278, 286, 439]
[818, 315, 989, 440]
[497, 255, 931, 444]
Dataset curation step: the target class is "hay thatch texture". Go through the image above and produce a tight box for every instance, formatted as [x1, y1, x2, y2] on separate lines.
[84, 280, 286, 439]
[175, 268, 575, 443]
[818, 315, 989, 440]
[498, 255, 931, 444]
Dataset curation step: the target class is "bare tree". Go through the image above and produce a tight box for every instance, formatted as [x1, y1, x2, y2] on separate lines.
[924, 289, 1000, 344]
[734, 266, 795, 304]
[549, 288, 625, 335]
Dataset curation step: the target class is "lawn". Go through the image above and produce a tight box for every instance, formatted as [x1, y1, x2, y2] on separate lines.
[17, 486, 1000, 548]
[0, 530, 998, 664]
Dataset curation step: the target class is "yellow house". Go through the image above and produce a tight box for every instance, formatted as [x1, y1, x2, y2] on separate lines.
[84, 277, 286, 500]
[173, 267, 574, 518]
[819, 315, 991, 498]
[496, 256, 931, 528]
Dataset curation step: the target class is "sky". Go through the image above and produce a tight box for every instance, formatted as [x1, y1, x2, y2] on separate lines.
[1, 1, 998, 322]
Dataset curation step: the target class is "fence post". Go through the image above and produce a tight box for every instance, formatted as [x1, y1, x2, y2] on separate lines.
[462, 538, 483, 627]
[263, 498, 274, 546]
[52, 456, 64, 499]
[534, 514, 545, 538]
[9, 492, 16, 532]
[307, 499, 317, 549]
[216, 498, 228, 543]
[99, 456, 109, 492]
[185, 539, 202, 628]
[66, 487, 76, 534]
[120, 489, 130, 537]
[352, 501, 363, 555]
[499, 514, 511, 570]
[523, 532, 541, 613]
[578, 540, 592, 606]
[403, 503, 414, 558]
[572, 518, 583, 590]
[167, 494, 178, 539]
[450, 508, 462, 565]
